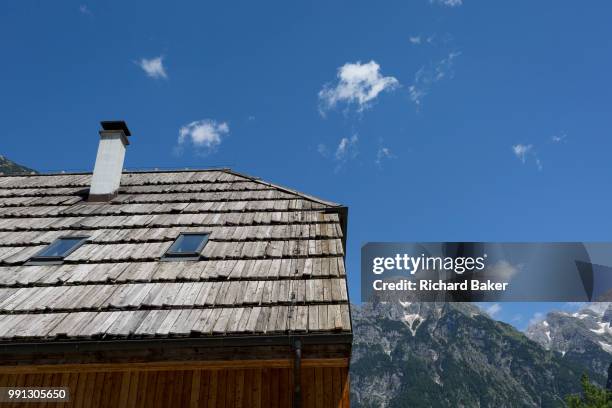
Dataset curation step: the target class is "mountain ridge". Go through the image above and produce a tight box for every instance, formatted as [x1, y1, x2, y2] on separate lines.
[526, 303, 612, 378]
[0, 155, 36, 175]
[350, 301, 603, 407]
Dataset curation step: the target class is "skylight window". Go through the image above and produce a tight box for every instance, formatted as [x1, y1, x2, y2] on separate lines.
[163, 232, 209, 260]
[29, 236, 88, 263]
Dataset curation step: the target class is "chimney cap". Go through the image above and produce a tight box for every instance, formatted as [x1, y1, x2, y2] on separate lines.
[100, 120, 131, 137]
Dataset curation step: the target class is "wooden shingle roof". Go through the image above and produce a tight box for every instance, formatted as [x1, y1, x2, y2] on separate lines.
[0, 170, 351, 344]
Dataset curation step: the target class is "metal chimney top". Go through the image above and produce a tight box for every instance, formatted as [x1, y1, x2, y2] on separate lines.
[100, 120, 131, 137]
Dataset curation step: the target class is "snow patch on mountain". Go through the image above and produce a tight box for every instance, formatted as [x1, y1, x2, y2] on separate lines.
[599, 341, 612, 354]
[591, 322, 612, 335]
[403, 313, 423, 336]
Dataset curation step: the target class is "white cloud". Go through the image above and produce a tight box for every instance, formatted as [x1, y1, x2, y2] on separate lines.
[319, 61, 399, 114]
[408, 85, 427, 108]
[512, 144, 533, 163]
[551, 133, 567, 143]
[409, 51, 460, 108]
[317, 143, 330, 158]
[511, 314, 523, 323]
[529, 312, 545, 326]
[485, 303, 502, 317]
[176, 120, 229, 154]
[430, 0, 463, 6]
[563, 302, 586, 311]
[314, 136, 360, 173]
[410, 34, 440, 45]
[536, 158, 543, 171]
[376, 147, 395, 166]
[79, 5, 92, 15]
[317, 136, 358, 172]
[487, 260, 521, 282]
[335, 135, 359, 161]
[434, 51, 461, 80]
[512, 144, 542, 170]
[138, 56, 167, 79]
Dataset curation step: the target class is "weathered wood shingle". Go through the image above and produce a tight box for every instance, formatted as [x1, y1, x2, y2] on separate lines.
[0, 169, 350, 342]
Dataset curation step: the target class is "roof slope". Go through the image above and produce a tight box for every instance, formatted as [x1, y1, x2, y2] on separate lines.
[0, 170, 350, 344]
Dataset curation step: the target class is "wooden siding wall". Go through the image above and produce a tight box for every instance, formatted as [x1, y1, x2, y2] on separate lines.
[0, 367, 350, 408]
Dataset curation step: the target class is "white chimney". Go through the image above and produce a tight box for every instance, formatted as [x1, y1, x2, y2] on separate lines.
[89, 120, 131, 201]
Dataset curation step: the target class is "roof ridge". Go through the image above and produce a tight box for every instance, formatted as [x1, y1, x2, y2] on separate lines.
[222, 169, 342, 208]
[0, 168, 232, 178]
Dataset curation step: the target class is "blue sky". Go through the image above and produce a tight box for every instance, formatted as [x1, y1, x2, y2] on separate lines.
[1, 0, 612, 330]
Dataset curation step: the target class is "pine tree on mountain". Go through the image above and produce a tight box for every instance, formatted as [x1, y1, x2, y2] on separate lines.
[566, 373, 612, 407]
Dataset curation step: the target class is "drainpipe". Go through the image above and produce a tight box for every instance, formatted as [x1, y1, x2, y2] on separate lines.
[293, 338, 302, 408]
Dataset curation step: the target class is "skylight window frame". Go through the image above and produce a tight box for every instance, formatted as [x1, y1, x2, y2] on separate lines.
[162, 232, 210, 261]
[27, 235, 90, 265]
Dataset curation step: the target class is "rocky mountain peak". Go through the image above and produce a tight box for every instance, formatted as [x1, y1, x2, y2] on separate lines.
[0, 156, 36, 175]
[525, 303, 612, 376]
[351, 300, 598, 407]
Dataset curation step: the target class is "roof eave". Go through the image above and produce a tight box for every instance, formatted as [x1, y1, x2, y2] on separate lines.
[0, 333, 353, 367]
